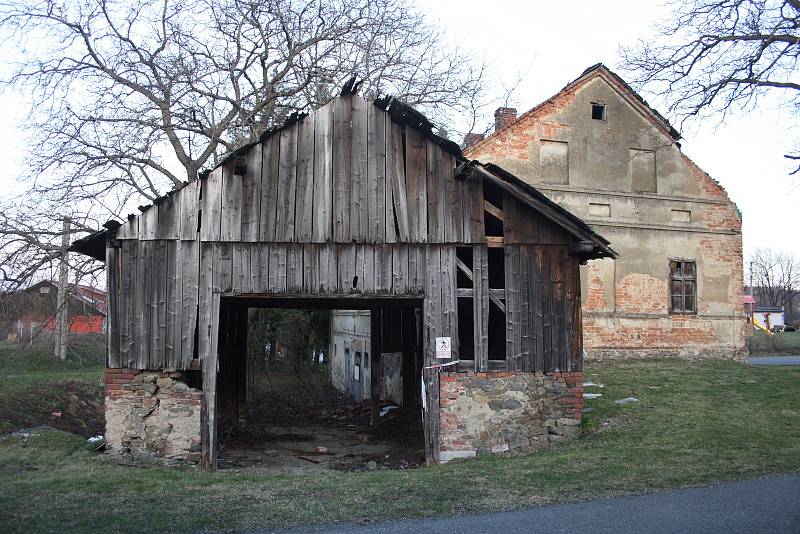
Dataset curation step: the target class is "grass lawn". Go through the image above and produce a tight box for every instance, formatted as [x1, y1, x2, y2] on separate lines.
[1, 356, 800, 533]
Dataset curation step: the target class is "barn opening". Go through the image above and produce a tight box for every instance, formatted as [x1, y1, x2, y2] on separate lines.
[213, 296, 425, 473]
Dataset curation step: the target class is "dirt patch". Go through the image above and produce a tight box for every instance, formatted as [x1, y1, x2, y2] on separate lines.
[0, 381, 104, 437]
[217, 376, 425, 474]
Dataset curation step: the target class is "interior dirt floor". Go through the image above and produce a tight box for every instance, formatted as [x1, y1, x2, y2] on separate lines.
[216, 370, 425, 474]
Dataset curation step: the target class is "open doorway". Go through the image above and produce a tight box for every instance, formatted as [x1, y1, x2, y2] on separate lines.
[213, 297, 425, 474]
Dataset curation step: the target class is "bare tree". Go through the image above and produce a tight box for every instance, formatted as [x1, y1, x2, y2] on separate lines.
[749, 247, 799, 321]
[619, 0, 800, 171]
[0, 0, 492, 289]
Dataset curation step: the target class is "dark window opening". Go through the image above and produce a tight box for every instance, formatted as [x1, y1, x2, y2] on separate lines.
[488, 299, 506, 360]
[484, 210, 504, 237]
[669, 260, 696, 314]
[488, 247, 505, 289]
[457, 297, 474, 360]
[591, 103, 606, 121]
[456, 247, 473, 288]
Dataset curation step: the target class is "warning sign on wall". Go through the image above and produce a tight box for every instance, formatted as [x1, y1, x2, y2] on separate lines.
[435, 337, 451, 359]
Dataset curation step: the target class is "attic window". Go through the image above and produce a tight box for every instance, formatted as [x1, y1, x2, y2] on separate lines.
[591, 103, 606, 121]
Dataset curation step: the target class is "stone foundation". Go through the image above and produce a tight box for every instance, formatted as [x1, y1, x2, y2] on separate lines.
[439, 371, 583, 461]
[104, 368, 202, 464]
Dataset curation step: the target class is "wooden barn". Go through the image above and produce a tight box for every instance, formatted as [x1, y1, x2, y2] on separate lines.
[72, 89, 615, 468]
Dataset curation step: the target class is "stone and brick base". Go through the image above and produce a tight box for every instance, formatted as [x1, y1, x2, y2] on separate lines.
[104, 368, 202, 464]
[439, 371, 583, 462]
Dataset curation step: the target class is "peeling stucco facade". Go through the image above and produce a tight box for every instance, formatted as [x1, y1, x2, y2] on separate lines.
[466, 65, 746, 359]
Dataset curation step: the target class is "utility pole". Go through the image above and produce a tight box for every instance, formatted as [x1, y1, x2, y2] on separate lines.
[55, 217, 70, 361]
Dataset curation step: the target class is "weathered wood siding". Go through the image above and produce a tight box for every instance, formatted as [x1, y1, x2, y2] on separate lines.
[106, 95, 584, 376]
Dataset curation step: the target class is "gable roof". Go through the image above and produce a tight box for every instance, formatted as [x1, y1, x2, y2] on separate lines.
[70, 92, 615, 262]
[465, 63, 681, 156]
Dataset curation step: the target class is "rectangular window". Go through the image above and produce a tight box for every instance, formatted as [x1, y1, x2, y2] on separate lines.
[589, 203, 611, 217]
[540, 140, 569, 184]
[591, 103, 606, 121]
[630, 148, 656, 193]
[669, 260, 696, 314]
[671, 209, 691, 223]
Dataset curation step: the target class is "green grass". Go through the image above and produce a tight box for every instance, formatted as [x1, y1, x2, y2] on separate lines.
[0, 337, 104, 434]
[1, 357, 799, 533]
[749, 330, 800, 354]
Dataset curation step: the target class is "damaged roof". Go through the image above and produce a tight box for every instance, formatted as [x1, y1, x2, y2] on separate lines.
[70, 84, 615, 262]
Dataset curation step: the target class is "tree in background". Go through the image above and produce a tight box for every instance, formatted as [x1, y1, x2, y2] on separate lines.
[749, 248, 799, 323]
[0, 0, 493, 290]
[620, 0, 800, 171]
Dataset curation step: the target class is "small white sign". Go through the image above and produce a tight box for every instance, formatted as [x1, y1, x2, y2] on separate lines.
[435, 337, 451, 359]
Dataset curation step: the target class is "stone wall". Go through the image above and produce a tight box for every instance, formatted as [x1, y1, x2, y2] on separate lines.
[439, 371, 583, 462]
[104, 368, 202, 464]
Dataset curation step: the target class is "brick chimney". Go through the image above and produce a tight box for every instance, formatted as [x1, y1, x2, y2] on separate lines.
[494, 107, 517, 132]
[463, 132, 485, 149]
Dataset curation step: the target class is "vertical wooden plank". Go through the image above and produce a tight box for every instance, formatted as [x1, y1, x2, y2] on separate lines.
[197, 242, 213, 368]
[473, 245, 489, 371]
[333, 96, 352, 242]
[276, 125, 298, 242]
[259, 135, 280, 242]
[374, 245, 392, 294]
[302, 244, 319, 294]
[392, 245, 409, 295]
[337, 244, 356, 293]
[286, 245, 303, 292]
[138, 205, 158, 241]
[426, 141, 445, 242]
[387, 121, 410, 241]
[268, 244, 287, 293]
[405, 127, 427, 242]
[361, 245, 375, 294]
[214, 242, 234, 294]
[164, 240, 178, 370]
[440, 246, 458, 361]
[178, 181, 200, 241]
[220, 162, 242, 242]
[150, 240, 167, 370]
[312, 102, 334, 242]
[134, 240, 151, 369]
[201, 168, 223, 241]
[241, 145, 263, 242]
[569, 259, 583, 372]
[533, 247, 545, 373]
[407, 245, 425, 294]
[318, 244, 337, 294]
[367, 103, 387, 242]
[462, 171, 484, 243]
[119, 240, 137, 368]
[295, 113, 316, 242]
[231, 243, 248, 293]
[106, 244, 120, 367]
[156, 194, 179, 240]
[201, 292, 220, 469]
[443, 153, 463, 243]
[351, 96, 368, 242]
[542, 248, 553, 372]
[422, 246, 443, 464]
[180, 239, 200, 368]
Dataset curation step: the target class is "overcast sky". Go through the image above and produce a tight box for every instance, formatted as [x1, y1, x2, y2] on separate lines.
[0, 0, 796, 263]
[417, 0, 799, 261]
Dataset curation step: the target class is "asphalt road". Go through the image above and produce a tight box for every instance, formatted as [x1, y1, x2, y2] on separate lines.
[748, 356, 800, 365]
[270, 474, 800, 534]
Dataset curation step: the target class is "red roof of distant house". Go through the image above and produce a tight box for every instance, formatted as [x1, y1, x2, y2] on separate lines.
[743, 295, 756, 304]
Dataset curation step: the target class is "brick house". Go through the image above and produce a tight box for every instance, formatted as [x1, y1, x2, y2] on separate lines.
[0, 280, 106, 342]
[465, 64, 746, 359]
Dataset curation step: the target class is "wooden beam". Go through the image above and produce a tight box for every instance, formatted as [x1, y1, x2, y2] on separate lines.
[486, 236, 505, 248]
[484, 199, 504, 221]
[489, 289, 506, 314]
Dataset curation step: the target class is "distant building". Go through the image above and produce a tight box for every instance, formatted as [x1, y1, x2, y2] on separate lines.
[0, 280, 106, 342]
[753, 306, 784, 331]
